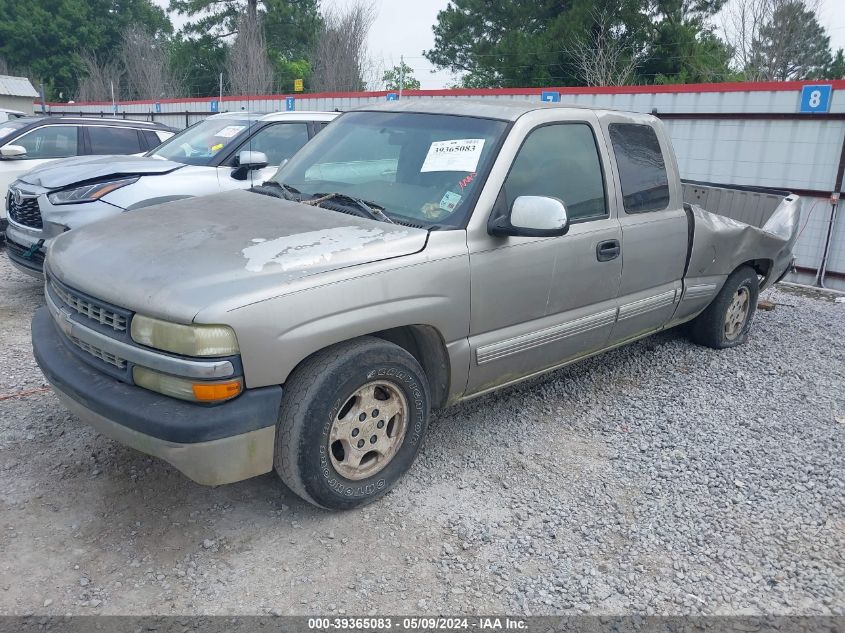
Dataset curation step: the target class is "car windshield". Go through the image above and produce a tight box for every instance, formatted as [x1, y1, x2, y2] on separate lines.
[148, 117, 255, 166]
[269, 111, 508, 228]
[0, 119, 32, 145]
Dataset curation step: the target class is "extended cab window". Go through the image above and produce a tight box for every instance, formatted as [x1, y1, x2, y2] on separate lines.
[236, 123, 309, 165]
[88, 126, 144, 154]
[13, 125, 78, 158]
[608, 123, 670, 213]
[502, 123, 607, 222]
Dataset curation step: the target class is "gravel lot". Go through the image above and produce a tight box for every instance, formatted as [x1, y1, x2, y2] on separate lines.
[0, 252, 843, 617]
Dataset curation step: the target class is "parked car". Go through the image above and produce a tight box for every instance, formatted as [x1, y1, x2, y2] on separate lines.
[32, 101, 799, 509]
[5, 111, 337, 274]
[0, 108, 27, 122]
[0, 116, 175, 239]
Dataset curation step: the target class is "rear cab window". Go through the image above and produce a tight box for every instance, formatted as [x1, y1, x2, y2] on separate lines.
[608, 123, 670, 213]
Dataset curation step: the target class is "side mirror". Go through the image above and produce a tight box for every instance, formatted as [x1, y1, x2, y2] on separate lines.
[0, 144, 27, 158]
[489, 195, 570, 237]
[232, 150, 269, 180]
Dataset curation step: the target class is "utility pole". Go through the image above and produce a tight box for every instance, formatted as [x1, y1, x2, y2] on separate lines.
[110, 81, 116, 117]
[219, 73, 223, 109]
[39, 82, 46, 115]
[399, 55, 404, 99]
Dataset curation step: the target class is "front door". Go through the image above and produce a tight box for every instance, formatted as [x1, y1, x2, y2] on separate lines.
[466, 117, 623, 395]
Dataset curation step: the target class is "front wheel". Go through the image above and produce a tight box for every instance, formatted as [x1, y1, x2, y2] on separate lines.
[274, 337, 430, 510]
[689, 266, 759, 349]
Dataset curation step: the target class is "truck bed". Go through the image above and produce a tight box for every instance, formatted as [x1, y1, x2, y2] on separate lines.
[681, 180, 800, 290]
[681, 180, 791, 229]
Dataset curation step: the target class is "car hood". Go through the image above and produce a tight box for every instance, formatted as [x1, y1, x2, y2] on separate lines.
[47, 190, 429, 322]
[18, 155, 184, 189]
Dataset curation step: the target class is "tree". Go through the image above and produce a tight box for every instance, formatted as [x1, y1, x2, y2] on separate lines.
[167, 35, 227, 98]
[747, 0, 832, 80]
[75, 51, 122, 102]
[826, 49, 845, 80]
[169, 0, 321, 93]
[425, 0, 734, 88]
[121, 28, 183, 99]
[0, 0, 171, 99]
[565, 9, 637, 86]
[225, 12, 274, 95]
[311, 1, 376, 92]
[382, 61, 421, 91]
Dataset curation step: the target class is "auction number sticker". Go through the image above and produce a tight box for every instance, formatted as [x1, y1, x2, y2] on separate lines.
[308, 617, 473, 630]
[214, 125, 246, 139]
[421, 139, 485, 173]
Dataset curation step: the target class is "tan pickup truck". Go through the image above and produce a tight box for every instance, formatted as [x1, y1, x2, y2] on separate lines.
[32, 100, 799, 509]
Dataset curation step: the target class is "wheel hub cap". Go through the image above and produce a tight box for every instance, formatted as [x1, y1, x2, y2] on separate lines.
[724, 287, 750, 340]
[329, 381, 409, 480]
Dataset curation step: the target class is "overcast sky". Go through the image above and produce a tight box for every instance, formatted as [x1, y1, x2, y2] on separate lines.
[156, 0, 845, 90]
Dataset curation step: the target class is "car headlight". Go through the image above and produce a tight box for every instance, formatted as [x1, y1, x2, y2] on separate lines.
[130, 314, 240, 357]
[47, 177, 138, 205]
[133, 366, 243, 403]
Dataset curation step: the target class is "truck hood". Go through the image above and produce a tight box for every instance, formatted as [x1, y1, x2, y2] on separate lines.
[47, 190, 429, 322]
[18, 155, 184, 189]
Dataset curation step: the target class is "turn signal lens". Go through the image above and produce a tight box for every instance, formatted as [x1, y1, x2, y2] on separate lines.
[133, 366, 243, 403]
[192, 380, 243, 402]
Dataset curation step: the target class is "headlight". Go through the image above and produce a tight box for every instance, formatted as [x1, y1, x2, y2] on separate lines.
[133, 366, 243, 403]
[47, 177, 138, 205]
[130, 314, 239, 357]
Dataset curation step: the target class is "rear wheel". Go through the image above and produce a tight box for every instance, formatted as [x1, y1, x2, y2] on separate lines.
[689, 266, 759, 349]
[274, 337, 430, 510]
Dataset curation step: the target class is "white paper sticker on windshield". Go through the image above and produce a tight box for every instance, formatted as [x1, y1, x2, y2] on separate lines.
[421, 139, 485, 173]
[0, 127, 16, 137]
[214, 125, 246, 139]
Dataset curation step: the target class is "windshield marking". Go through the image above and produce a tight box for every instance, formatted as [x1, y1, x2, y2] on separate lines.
[242, 226, 409, 273]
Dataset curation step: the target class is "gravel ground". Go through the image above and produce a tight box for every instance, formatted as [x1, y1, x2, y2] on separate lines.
[0, 252, 843, 617]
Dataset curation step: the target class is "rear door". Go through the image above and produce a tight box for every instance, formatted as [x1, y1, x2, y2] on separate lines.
[84, 125, 146, 155]
[600, 116, 688, 344]
[466, 113, 623, 394]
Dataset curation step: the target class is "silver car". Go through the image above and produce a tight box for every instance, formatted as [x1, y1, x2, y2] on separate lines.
[5, 110, 337, 274]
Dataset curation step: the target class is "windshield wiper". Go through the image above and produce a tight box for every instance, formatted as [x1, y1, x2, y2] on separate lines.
[305, 192, 395, 224]
[257, 180, 301, 201]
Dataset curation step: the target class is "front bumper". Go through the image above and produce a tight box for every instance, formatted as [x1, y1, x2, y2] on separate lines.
[32, 307, 283, 485]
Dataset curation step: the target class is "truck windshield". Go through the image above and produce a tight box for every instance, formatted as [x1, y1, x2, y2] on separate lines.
[270, 111, 508, 228]
[148, 118, 254, 166]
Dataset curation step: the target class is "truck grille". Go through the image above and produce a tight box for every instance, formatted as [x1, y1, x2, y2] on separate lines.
[69, 336, 127, 369]
[49, 278, 128, 332]
[7, 190, 42, 229]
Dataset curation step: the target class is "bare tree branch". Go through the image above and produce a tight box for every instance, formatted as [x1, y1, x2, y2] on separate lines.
[311, 1, 377, 92]
[75, 52, 122, 102]
[120, 27, 183, 100]
[225, 11, 274, 95]
[565, 9, 637, 87]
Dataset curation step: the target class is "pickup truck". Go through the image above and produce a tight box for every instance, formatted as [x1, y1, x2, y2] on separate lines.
[32, 100, 799, 510]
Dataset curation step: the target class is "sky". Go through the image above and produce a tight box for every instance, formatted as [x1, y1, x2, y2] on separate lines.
[155, 0, 845, 90]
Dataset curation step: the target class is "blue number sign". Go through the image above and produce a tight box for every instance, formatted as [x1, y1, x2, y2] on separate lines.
[386, 92, 399, 101]
[210, 99, 219, 113]
[799, 85, 832, 113]
[286, 97, 296, 111]
[541, 91, 561, 103]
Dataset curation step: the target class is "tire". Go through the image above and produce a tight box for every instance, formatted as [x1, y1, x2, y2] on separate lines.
[689, 266, 759, 349]
[274, 336, 430, 510]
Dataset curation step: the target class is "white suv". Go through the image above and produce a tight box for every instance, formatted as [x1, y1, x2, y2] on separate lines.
[5, 111, 337, 275]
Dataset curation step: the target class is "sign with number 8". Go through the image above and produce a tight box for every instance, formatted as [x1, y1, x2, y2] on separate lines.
[799, 84, 832, 113]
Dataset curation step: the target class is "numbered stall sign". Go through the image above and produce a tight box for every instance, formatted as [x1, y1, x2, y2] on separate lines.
[799, 85, 832, 113]
[386, 92, 399, 101]
[541, 91, 561, 103]
[210, 99, 219, 113]
[286, 97, 296, 111]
